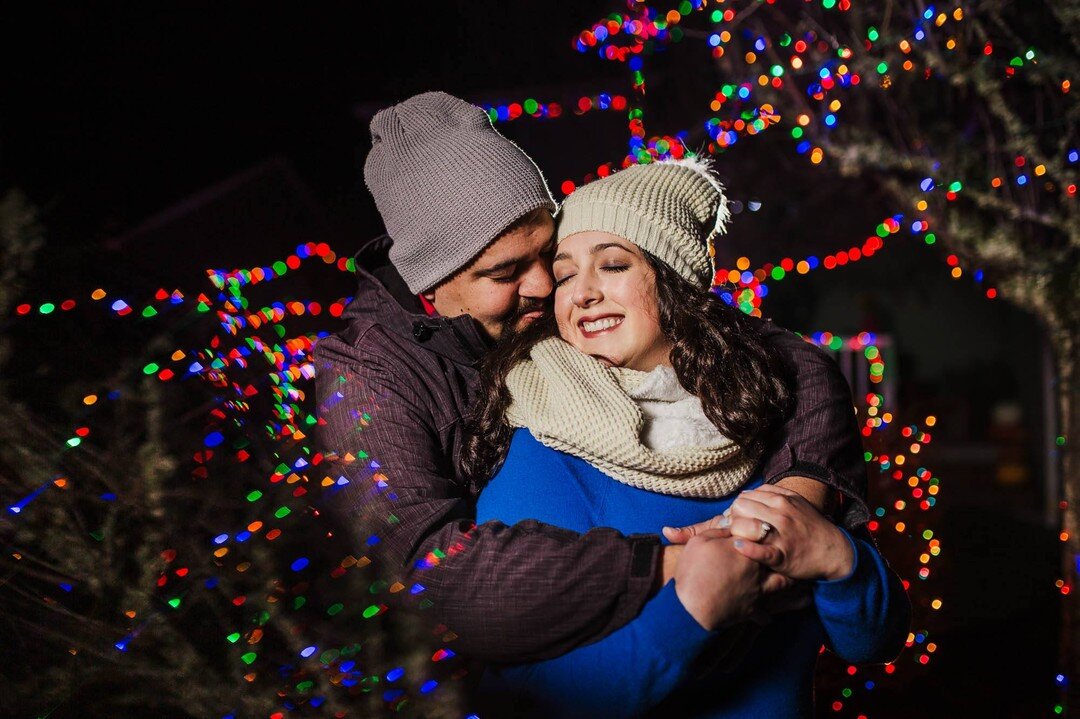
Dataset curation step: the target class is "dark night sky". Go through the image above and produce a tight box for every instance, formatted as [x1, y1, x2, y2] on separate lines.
[2, 1, 620, 241]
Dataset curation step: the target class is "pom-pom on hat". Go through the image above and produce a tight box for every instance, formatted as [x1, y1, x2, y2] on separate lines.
[555, 158, 730, 288]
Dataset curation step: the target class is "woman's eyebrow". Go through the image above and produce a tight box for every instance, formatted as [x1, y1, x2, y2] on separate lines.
[590, 242, 632, 255]
[553, 242, 632, 264]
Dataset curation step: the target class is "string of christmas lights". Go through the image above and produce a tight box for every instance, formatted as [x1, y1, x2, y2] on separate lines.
[487, 0, 1074, 302]
[6, 240, 462, 715]
[799, 331, 944, 714]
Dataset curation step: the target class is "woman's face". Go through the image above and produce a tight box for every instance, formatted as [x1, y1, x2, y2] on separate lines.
[552, 230, 672, 371]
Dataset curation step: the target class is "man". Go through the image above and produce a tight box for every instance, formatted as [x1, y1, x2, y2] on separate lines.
[314, 91, 869, 663]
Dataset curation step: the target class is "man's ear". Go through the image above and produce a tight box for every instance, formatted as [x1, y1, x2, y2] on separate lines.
[421, 289, 436, 303]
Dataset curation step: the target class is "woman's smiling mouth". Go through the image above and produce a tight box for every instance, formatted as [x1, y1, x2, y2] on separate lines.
[579, 315, 624, 337]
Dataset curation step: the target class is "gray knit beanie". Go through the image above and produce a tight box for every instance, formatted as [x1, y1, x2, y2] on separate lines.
[556, 159, 730, 289]
[364, 91, 557, 293]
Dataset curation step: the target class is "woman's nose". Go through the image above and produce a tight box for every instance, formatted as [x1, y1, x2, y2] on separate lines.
[573, 274, 602, 307]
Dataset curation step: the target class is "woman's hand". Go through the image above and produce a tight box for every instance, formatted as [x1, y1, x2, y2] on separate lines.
[721, 484, 854, 582]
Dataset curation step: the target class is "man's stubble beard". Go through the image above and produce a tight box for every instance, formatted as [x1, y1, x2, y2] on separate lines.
[498, 298, 550, 337]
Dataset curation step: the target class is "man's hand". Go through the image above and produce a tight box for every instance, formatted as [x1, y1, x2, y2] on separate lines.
[673, 531, 788, 630]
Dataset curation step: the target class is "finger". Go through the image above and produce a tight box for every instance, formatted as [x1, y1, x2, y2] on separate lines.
[662, 522, 705, 543]
[753, 484, 802, 499]
[694, 527, 734, 540]
[661, 513, 728, 544]
[661, 525, 693, 544]
[760, 570, 795, 594]
[729, 496, 786, 528]
[725, 516, 776, 543]
[734, 538, 785, 569]
[754, 485, 814, 512]
[737, 489, 795, 511]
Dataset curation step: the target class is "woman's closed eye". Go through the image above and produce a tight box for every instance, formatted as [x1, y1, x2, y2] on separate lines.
[555, 264, 629, 288]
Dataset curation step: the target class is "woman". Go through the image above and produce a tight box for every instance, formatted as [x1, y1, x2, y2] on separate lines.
[461, 159, 909, 718]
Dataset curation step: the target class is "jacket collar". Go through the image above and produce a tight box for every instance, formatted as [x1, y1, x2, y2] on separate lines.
[342, 234, 492, 367]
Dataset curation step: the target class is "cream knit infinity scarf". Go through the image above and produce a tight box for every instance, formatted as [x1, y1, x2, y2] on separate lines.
[504, 338, 756, 498]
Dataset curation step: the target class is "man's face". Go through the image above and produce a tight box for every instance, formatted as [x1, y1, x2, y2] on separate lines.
[423, 211, 556, 341]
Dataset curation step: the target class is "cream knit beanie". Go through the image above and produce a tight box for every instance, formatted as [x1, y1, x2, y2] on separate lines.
[556, 159, 730, 288]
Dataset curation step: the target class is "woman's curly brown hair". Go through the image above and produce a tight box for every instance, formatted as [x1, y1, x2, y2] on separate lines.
[458, 251, 795, 488]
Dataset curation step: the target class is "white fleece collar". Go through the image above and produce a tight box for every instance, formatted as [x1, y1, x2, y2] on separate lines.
[622, 364, 729, 453]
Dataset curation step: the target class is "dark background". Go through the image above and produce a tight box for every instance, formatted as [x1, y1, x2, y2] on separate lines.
[1, 2, 1059, 716]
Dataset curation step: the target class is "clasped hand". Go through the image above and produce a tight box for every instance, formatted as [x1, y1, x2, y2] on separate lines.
[662, 484, 855, 630]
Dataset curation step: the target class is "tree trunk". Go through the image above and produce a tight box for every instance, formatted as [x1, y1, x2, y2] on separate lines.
[1054, 326, 1079, 711]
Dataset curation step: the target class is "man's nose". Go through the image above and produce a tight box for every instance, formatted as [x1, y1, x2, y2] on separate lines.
[519, 262, 554, 300]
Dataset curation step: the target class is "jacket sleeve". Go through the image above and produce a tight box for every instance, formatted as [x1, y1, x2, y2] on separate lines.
[484, 580, 714, 718]
[759, 325, 871, 529]
[813, 526, 912, 664]
[313, 334, 662, 663]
